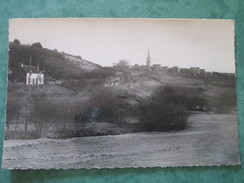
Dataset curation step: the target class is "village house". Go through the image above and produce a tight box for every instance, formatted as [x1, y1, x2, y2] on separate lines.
[151, 64, 161, 71]
[47, 79, 62, 85]
[168, 66, 179, 73]
[190, 67, 200, 74]
[199, 69, 206, 74]
[132, 64, 140, 70]
[161, 66, 168, 72]
[179, 68, 192, 75]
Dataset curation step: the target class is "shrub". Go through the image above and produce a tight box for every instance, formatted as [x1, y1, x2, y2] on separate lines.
[6, 95, 22, 131]
[208, 89, 236, 113]
[73, 111, 90, 137]
[139, 86, 190, 131]
[89, 87, 128, 123]
[30, 95, 55, 137]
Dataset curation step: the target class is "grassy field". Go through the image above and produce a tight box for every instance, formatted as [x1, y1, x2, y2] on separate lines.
[2, 112, 240, 169]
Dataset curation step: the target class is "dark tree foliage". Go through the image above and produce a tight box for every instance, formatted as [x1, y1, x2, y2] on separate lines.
[6, 95, 21, 131]
[31, 42, 43, 48]
[209, 90, 236, 113]
[13, 39, 21, 45]
[8, 44, 85, 81]
[96, 103, 130, 124]
[139, 86, 191, 131]
[116, 59, 129, 67]
[73, 111, 91, 137]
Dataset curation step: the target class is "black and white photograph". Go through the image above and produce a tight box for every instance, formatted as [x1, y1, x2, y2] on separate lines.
[2, 18, 240, 169]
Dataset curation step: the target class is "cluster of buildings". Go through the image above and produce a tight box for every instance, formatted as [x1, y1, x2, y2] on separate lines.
[111, 49, 235, 78]
[113, 63, 208, 75]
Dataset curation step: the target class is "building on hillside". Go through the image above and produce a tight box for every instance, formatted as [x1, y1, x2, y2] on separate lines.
[152, 64, 161, 67]
[151, 64, 161, 71]
[206, 72, 213, 76]
[168, 66, 179, 73]
[179, 68, 193, 75]
[19, 63, 44, 85]
[113, 65, 130, 71]
[199, 69, 206, 74]
[47, 79, 62, 85]
[190, 67, 200, 74]
[140, 65, 151, 71]
[132, 64, 140, 70]
[161, 66, 168, 72]
[212, 72, 220, 77]
[103, 66, 113, 70]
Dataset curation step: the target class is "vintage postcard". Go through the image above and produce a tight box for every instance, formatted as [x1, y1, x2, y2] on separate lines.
[2, 18, 240, 169]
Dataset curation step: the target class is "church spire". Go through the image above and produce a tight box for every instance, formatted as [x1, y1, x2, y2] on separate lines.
[146, 48, 151, 67]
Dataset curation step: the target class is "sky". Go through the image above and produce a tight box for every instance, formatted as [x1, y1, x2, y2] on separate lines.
[9, 18, 235, 73]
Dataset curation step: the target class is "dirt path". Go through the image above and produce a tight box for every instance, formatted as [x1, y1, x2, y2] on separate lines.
[2, 112, 240, 169]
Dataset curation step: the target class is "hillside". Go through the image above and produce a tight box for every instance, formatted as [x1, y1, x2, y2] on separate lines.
[8, 42, 103, 80]
[103, 69, 235, 104]
[64, 54, 101, 72]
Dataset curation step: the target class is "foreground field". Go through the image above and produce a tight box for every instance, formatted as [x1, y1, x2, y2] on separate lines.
[2, 112, 240, 169]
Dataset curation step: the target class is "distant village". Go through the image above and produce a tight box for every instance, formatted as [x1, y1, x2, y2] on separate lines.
[110, 64, 235, 78]
[106, 49, 235, 78]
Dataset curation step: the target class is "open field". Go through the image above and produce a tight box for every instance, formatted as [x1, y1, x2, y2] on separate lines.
[2, 112, 240, 169]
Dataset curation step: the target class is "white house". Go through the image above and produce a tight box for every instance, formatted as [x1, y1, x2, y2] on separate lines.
[26, 72, 44, 85]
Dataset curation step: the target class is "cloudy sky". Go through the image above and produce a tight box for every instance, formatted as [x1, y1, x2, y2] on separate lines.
[9, 18, 235, 73]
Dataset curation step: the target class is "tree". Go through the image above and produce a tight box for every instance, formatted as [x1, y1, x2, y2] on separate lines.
[31, 42, 43, 48]
[209, 89, 236, 113]
[13, 39, 21, 45]
[6, 96, 21, 131]
[139, 86, 190, 131]
[30, 95, 55, 137]
[73, 111, 90, 136]
[116, 59, 129, 67]
[90, 87, 126, 123]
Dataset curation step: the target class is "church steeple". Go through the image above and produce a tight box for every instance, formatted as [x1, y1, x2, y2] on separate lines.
[146, 48, 151, 67]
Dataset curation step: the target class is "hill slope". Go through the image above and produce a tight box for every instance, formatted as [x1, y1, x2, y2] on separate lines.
[64, 54, 101, 72]
[8, 42, 102, 80]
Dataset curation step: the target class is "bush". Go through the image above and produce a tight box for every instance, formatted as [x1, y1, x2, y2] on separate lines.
[89, 87, 129, 123]
[73, 111, 90, 137]
[208, 89, 236, 113]
[30, 95, 55, 137]
[6, 95, 22, 131]
[139, 86, 190, 131]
